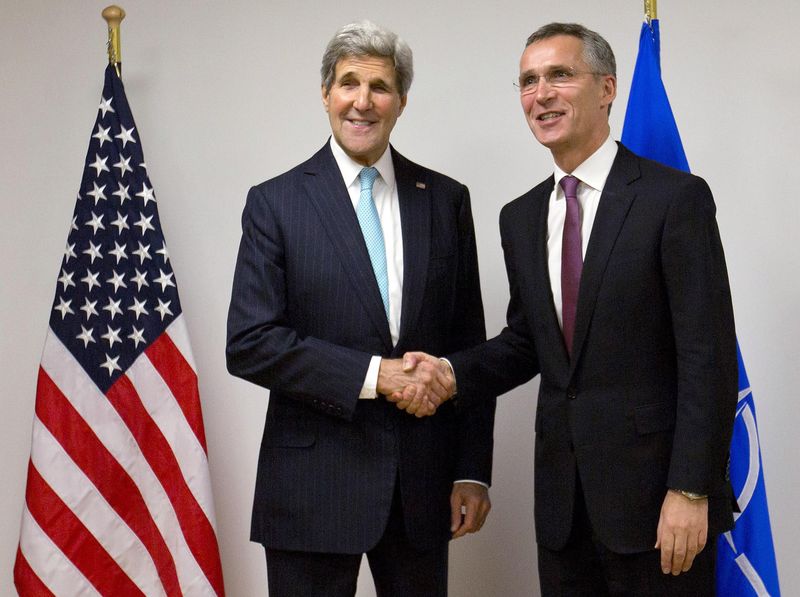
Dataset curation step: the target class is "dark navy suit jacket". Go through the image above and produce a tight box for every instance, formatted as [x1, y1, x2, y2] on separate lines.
[449, 144, 737, 553]
[226, 142, 496, 553]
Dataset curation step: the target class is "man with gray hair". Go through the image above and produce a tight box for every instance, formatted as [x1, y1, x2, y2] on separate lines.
[397, 22, 737, 595]
[226, 20, 495, 596]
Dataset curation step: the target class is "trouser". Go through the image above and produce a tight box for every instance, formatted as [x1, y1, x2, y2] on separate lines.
[265, 483, 448, 597]
[538, 477, 716, 596]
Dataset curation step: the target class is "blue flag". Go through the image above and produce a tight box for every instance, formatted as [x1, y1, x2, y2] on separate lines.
[621, 19, 780, 596]
[717, 347, 781, 596]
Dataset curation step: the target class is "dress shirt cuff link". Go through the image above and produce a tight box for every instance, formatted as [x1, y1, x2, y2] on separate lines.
[359, 355, 382, 399]
[439, 357, 457, 395]
[454, 479, 489, 489]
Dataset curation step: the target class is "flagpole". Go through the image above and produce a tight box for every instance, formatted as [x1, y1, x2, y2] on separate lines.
[102, 5, 125, 77]
[645, 0, 657, 24]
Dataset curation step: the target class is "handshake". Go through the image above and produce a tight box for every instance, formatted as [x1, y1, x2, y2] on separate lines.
[377, 352, 455, 418]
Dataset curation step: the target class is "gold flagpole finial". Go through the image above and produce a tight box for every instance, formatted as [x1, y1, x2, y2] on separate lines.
[102, 5, 126, 76]
[644, 0, 658, 24]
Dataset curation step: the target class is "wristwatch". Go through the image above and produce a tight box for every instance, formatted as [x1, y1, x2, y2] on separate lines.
[675, 489, 707, 501]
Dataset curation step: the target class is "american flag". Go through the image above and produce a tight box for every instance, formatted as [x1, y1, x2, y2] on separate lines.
[14, 64, 225, 596]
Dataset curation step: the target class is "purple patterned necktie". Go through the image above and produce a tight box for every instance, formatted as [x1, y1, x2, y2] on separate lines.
[560, 175, 582, 356]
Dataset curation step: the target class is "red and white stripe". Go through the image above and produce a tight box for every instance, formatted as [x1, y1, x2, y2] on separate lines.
[15, 315, 225, 596]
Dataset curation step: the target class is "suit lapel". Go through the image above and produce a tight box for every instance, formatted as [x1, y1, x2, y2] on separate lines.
[569, 145, 641, 375]
[303, 143, 393, 351]
[523, 178, 574, 376]
[393, 149, 430, 352]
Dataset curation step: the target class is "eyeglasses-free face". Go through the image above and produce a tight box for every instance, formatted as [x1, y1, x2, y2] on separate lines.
[322, 55, 407, 167]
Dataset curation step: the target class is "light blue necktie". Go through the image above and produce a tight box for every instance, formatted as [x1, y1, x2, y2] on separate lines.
[357, 167, 390, 319]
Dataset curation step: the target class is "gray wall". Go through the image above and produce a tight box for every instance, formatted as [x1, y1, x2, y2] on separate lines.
[2, 1, 798, 595]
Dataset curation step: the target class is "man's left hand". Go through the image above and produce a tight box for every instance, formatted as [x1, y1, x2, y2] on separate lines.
[655, 489, 709, 575]
[450, 482, 491, 539]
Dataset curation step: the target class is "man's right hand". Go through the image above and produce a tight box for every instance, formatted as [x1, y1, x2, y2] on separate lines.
[381, 352, 455, 417]
[377, 355, 454, 417]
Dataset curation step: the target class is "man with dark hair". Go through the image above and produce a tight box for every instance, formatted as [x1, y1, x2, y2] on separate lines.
[226, 20, 495, 597]
[398, 22, 737, 595]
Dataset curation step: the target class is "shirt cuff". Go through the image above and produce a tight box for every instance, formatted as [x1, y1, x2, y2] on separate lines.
[359, 355, 382, 399]
[439, 357, 457, 395]
[454, 479, 489, 489]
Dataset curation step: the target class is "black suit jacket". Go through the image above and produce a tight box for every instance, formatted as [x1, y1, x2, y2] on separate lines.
[226, 142, 496, 553]
[449, 144, 737, 553]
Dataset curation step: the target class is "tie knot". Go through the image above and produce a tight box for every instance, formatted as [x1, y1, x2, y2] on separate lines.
[360, 167, 379, 192]
[559, 175, 580, 199]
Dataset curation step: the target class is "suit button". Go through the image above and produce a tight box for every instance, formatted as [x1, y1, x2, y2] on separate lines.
[566, 387, 577, 400]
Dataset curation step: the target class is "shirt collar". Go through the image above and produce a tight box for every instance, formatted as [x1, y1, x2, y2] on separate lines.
[329, 137, 396, 190]
[552, 134, 618, 195]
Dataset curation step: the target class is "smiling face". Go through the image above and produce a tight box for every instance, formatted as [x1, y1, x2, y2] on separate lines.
[322, 55, 407, 166]
[519, 34, 616, 172]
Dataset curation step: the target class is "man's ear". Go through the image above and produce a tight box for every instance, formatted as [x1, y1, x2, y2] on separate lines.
[321, 85, 330, 112]
[601, 75, 617, 109]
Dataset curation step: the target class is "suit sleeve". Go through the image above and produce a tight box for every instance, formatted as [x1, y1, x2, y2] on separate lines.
[448, 202, 540, 400]
[226, 185, 371, 421]
[447, 187, 497, 483]
[660, 176, 738, 494]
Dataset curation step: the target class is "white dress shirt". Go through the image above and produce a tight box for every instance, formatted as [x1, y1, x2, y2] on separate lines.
[330, 140, 487, 490]
[547, 135, 618, 330]
[329, 138, 403, 398]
